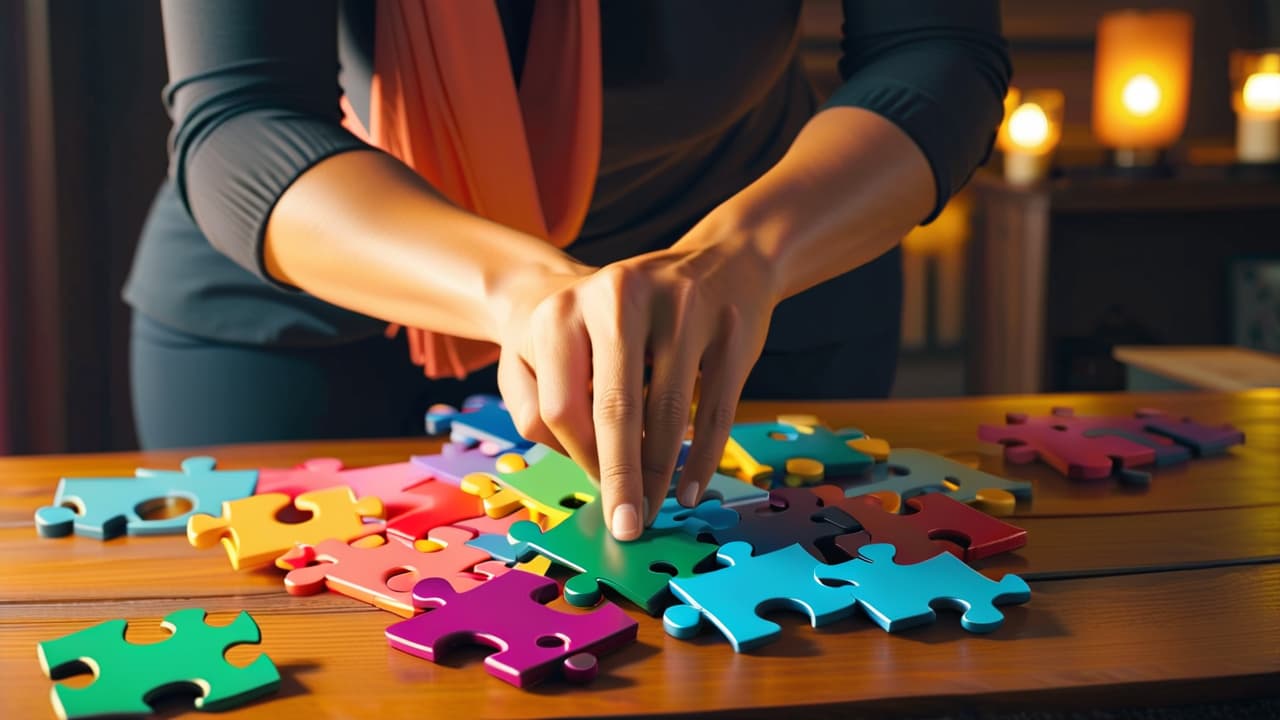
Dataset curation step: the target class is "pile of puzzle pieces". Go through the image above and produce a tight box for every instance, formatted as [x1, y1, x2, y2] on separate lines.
[30, 395, 1244, 716]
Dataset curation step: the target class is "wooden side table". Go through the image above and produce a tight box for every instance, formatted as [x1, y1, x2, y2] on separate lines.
[966, 167, 1280, 394]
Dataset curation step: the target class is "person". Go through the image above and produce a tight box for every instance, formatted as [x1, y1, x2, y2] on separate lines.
[124, 1, 1010, 541]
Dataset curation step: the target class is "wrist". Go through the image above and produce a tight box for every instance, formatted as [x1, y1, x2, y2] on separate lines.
[482, 252, 592, 344]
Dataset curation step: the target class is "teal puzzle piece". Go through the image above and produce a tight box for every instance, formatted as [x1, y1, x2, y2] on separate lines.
[35, 457, 258, 540]
[729, 422, 873, 481]
[839, 449, 1032, 505]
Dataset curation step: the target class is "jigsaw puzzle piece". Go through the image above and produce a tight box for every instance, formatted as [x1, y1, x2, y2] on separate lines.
[726, 421, 874, 483]
[663, 542, 857, 652]
[651, 497, 739, 536]
[37, 608, 279, 719]
[425, 394, 531, 453]
[708, 486, 853, 562]
[509, 499, 717, 614]
[979, 409, 1158, 479]
[841, 449, 1032, 512]
[465, 533, 528, 564]
[829, 492, 1026, 564]
[670, 469, 770, 508]
[1135, 410, 1245, 456]
[453, 507, 532, 536]
[187, 487, 384, 570]
[253, 458, 347, 497]
[278, 527, 490, 617]
[385, 570, 638, 687]
[466, 446, 598, 526]
[815, 543, 1030, 633]
[36, 457, 257, 540]
[411, 442, 500, 486]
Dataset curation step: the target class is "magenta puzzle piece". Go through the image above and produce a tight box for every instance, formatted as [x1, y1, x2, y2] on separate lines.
[385, 570, 637, 688]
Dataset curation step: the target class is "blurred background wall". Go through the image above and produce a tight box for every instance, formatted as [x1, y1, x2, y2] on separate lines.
[3, 1, 1278, 453]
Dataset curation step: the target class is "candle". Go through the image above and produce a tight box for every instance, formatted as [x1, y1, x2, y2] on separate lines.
[1092, 10, 1194, 167]
[1232, 50, 1280, 164]
[997, 89, 1063, 186]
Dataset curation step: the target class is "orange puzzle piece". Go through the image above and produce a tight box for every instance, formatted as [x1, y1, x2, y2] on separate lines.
[187, 487, 384, 570]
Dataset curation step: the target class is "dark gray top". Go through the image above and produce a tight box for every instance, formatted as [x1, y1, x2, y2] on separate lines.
[124, 0, 1009, 350]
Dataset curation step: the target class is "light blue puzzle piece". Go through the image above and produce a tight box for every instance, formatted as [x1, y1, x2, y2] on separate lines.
[730, 422, 873, 480]
[464, 532, 529, 565]
[651, 497, 739, 536]
[663, 542, 857, 651]
[815, 543, 1030, 633]
[36, 457, 257, 540]
[425, 394, 531, 453]
[840, 449, 1032, 505]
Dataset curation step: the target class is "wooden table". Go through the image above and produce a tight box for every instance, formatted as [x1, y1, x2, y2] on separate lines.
[3, 391, 1278, 718]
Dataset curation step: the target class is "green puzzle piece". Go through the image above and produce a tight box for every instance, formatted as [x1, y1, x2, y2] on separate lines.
[37, 608, 279, 719]
[841, 449, 1033, 504]
[510, 499, 718, 615]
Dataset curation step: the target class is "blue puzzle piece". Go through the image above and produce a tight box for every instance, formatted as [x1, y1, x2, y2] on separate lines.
[729, 422, 873, 481]
[36, 457, 258, 540]
[839, 449, 1033, 505]
[424, 395, 530, 453]
[465, 532, 529, 565]
[663, 542, 857, 651]
[815, 543, 1030, 633]
[651, 497, 740, 536]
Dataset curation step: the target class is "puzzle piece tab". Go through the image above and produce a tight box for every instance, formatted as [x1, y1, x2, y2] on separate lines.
[652, 497, 740, 536]
[36, 457, 257, 540]
[815, 543, 1030, 633]
[663, 542, 857, 651]
[722, 421, 873, 484]
[510, 500, 717, 614]
[839, 449, 1032, 513]
[979, 408, 1160, 480]
[278, 527, 490, 617]
[187, 487, 384, 570]
[37, 608, 279, 719]
[385, 570, 637, 687]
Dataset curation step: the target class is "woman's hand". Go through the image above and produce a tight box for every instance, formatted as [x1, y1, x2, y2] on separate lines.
[491, 227, 777, 541]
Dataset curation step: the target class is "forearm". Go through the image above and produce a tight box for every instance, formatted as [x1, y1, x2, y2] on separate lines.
[673, 106, 934, 303]
[263, 150, 589, 342]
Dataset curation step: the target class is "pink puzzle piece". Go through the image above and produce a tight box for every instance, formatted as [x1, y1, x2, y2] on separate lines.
[255, 458, 347, 498]
[386, 570, 638, 688]
[979, 409, 1158, 479]
[278, 527, 491, 617]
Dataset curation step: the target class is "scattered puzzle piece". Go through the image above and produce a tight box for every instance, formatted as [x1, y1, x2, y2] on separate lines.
[510, 500, 717, 614]
[464, 446, 596, 526]
[722, 421, 873, 485]
[1136, 410, 1244, 456]
[979, 408, 1160, 480]
[815, 543, 1030, 633]
[36, 457, 257, 540]
[385, 570, 638, 687]
[839, 449, 1032, 512]
[425, 394, 531, 453]
[709, 486, 853, 562]
[828, 492, 1027, 564]
[411, 442, 500, 486]
[37, 608, 279, 719]
[663, 542, 857, 651]
[652, 497, 740, 536]
[187, 487, 384, 570]
[278, 527, 490, 617]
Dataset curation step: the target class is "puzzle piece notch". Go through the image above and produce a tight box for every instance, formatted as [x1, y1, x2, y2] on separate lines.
[827, 492, 1027, 565]
[724, 421, 874, 484]
[840, 449, 1032, 513]
[36, 456, 258, 540]
[663, 542, 857, 652]
[815, 543, 1030, 633]
[187, 487, 385, 570]
[385, 570, 638, 687]
[708, 485, 854, 563]
[37, 608, 279, 719]
[509, 499, 717, 614]
[425, 394, 531, 453]
[278, 527, 491, 617]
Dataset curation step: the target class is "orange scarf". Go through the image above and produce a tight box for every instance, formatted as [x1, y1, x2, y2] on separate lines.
[341, 1, 602, 379]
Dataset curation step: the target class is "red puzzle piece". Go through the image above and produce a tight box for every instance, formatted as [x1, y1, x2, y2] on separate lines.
[278, 527, 491, 617]
[828, 492, 1026, 565]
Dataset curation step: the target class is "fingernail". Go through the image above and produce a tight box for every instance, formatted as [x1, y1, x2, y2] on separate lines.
[611, 503, 640, 540]
[679, 483, 700, 508]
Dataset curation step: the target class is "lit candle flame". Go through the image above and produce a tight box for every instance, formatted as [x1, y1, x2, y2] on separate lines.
[1242, 71, 1280, 113]
[1121, 74, 1162, 117]
[1007, 103, 1050, 150]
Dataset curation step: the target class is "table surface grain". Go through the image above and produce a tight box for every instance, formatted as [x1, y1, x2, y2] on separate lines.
[2, 390, 1278, 719]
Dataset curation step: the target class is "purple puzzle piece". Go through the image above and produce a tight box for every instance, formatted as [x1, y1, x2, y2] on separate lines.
[385, 570, 637, 688]
[412, 442, 501, 486]
[1134, 409, 1245, 456]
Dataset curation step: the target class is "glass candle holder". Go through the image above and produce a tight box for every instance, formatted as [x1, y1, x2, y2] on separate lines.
[997, 88, 1064, 186]
[1232, 49, 1280, 164]
[1092, 10, 1194, 167]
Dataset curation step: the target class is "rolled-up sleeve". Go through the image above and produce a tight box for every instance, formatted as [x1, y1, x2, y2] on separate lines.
[829, 1, 1011, 222]
[161, 0, 371, 280]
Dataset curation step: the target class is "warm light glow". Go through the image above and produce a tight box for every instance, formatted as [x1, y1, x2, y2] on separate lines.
[1121, 74, 1162, 117]
[1007, 103, 1050, 149]
[1242, 72, 1280, 113]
